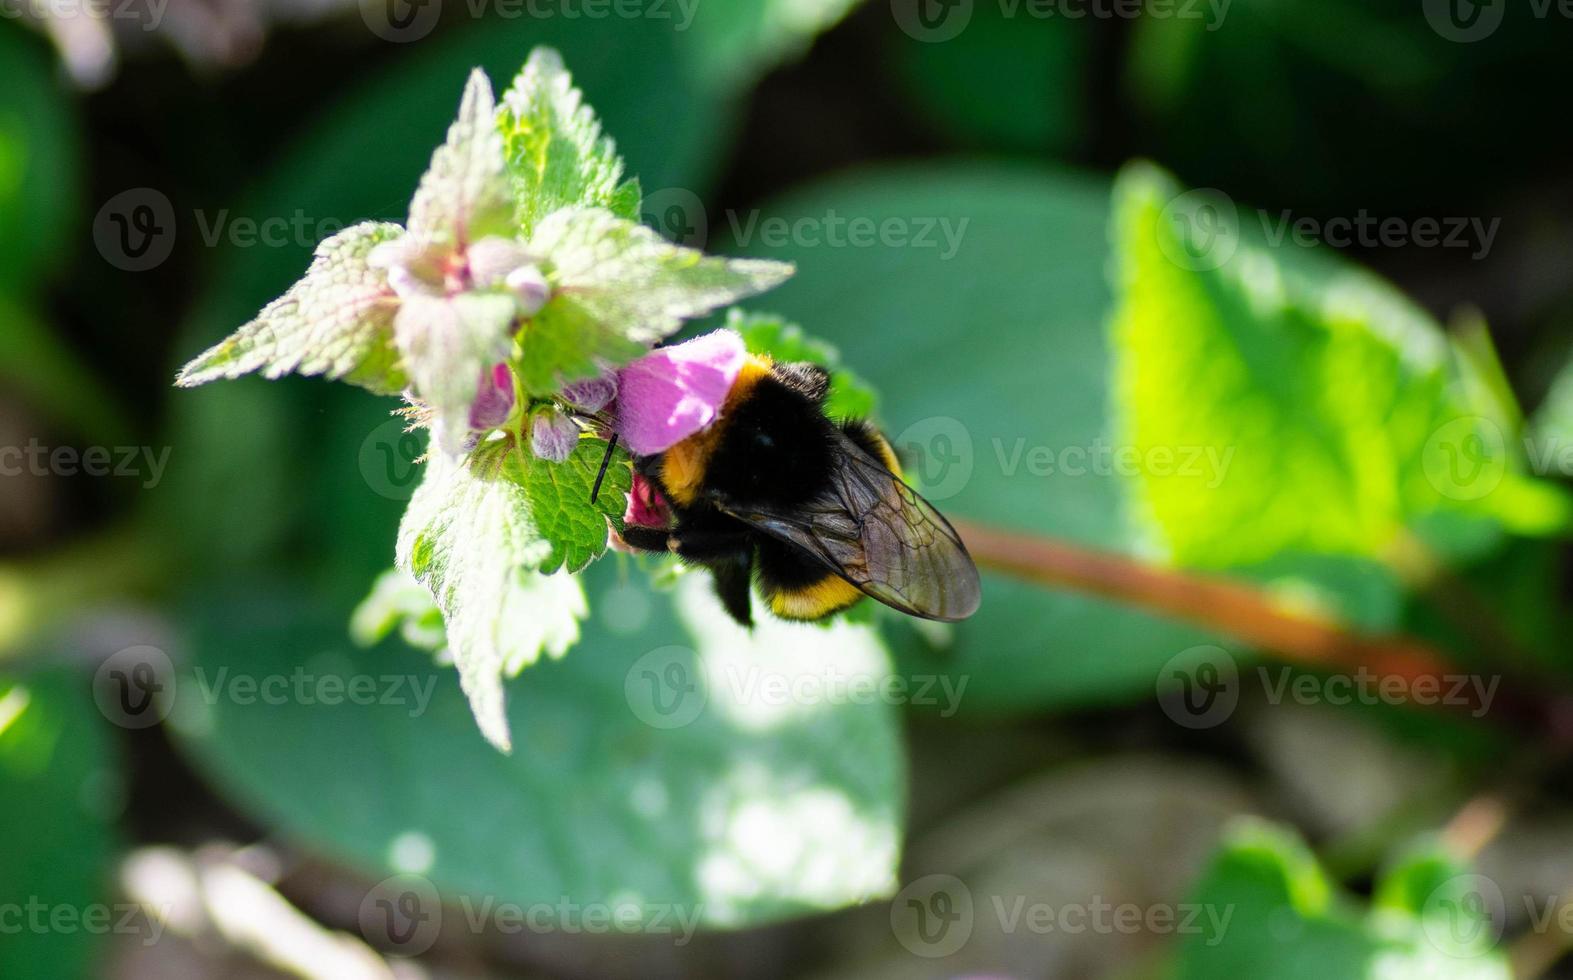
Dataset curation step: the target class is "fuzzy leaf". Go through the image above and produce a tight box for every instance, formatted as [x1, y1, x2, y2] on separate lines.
[498, 47, 640, 236]
[350, 567, 446, 652]
[395, 442, 596, 750]
[517, 208, 793, 394]
[408, 68, 514, 245]
[175, 222, 405, 394]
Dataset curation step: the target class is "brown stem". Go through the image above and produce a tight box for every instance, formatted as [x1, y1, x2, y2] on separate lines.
[953, 519, 1573, 742]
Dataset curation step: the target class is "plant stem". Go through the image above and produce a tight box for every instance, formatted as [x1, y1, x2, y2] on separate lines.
[952, 519, 1573, 742]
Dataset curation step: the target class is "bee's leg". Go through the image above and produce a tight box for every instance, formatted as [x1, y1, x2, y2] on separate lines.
[619, 524, 757, 627]
[618, 525, 673, 554]
[709, 556, 755, 628]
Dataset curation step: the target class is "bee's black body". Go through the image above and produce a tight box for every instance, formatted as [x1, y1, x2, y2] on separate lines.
[620, 354, 980, 626]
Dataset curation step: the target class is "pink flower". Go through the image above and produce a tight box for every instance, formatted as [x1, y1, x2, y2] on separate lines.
[467, 363, 514, 432]
[624, 472, 671, 528]
[615, 329, 746, 455]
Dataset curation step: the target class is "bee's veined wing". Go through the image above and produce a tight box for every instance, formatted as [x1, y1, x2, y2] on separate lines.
[724, 432, 982, 622]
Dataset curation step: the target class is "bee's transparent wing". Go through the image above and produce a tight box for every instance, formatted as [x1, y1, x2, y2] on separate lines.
[726, 433, 981, 622]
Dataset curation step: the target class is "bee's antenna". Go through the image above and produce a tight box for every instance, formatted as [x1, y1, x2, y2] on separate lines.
[589, 434, 619, 505]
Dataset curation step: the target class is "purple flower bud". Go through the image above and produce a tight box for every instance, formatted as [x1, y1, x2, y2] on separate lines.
[468, 363, 515, 432]
[531, 408, 579, 463]
[506, 265, 551, 316]
[561, 374, 618, 414]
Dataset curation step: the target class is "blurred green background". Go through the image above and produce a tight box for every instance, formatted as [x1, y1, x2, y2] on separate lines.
[4, 0, 1573, 977]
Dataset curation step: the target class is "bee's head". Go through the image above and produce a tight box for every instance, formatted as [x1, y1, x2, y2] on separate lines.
[704, 363, 834, 509]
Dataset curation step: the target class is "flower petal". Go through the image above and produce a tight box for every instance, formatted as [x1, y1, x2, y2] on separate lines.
[615, 329, 746, 455]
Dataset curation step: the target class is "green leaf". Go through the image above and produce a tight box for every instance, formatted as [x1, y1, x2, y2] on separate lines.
[0, 25, 80, 294]
[1173, 819, 1509, 980]
[1108, 162, 1570, 572]
[408, 68, 513, 245]
[726, 162, 1217, 716]
[350, 567, 446, 652]
[890, 0, 1086, 155]
[395, 441, 588, 750]
[0, 669, 119, 979]
[175, 222, 406, 394]
[684, 0, 864, 85]
[520, 435, 633, 574]
[168, 569, 903, 929]
[498, 47, 639, 237]
[518, 207, 792, 394]
[727, 308, 878, 421]
[393, 433, 629, 749]
[0, 294, 130, 443]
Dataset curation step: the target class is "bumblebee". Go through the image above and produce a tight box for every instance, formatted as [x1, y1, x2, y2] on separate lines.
[617, 354, 981, 627]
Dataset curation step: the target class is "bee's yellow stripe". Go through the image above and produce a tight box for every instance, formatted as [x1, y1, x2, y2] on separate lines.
[660, 354, 774, 506]
[866, 430, 902, 476]
[767, 573, 863, 621]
